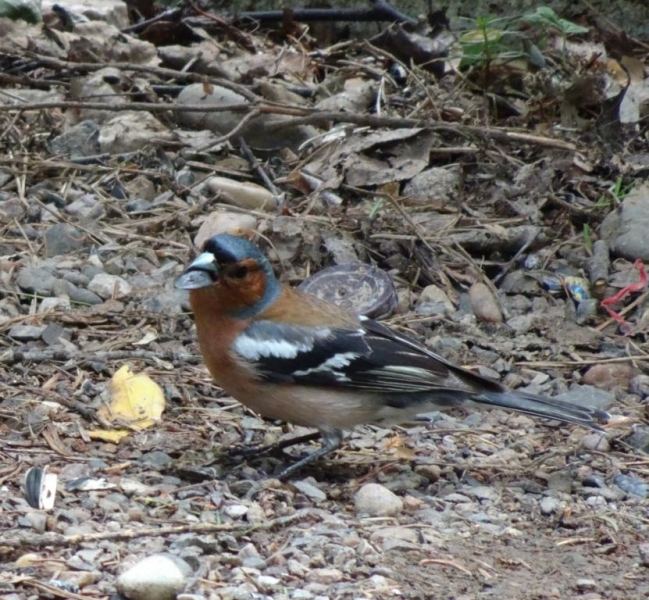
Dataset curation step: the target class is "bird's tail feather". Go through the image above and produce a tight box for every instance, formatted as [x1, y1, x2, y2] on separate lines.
[474, 391, 610, 431]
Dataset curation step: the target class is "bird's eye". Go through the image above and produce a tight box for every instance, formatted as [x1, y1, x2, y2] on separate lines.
[231, 265, 248, 279]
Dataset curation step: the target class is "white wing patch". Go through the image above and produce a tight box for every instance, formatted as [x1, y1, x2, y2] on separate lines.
[293, 352, 360, 377]
[233, 335, 314, 361]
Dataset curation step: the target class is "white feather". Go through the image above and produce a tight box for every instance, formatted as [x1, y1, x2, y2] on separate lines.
[293, 352, 359, 377]
[233, 335, 312, 361]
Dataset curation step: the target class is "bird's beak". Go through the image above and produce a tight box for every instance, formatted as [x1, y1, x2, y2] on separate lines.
[174, 252, 218, 290]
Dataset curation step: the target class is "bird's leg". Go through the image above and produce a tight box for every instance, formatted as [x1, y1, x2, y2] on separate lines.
[225, 431, 322, 460]
[275, 428, 344, 480]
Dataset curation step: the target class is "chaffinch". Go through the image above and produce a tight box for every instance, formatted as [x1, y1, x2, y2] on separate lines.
[175, 234, 610, 479]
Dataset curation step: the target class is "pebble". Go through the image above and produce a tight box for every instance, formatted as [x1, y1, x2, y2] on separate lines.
[613, 474, 649, 498]
[223, 504, 248, 519]
[469, 282, 503, 323]
[116, 554, 192, 600]
[575, 578, 598, 592]
[8, 325, 46, 341]
[554, 385, 615, 411]
[581, 363, 635, 391]
[369, 526, 418, 546]
[206, 176, 277, 212]
[463, 485, 499, 502]
[415, 464, 441, 482]
[42, 324, 71, 346]
[40, 297, 71, 313]
[69, 286, 103, 305]
[600, 187, 649, 261]
[194, 211, 257, 249]
[306, 568, 343, 584]
[292, 479, 327, 503]
[24, 511, 47, 533]
[88, 273, 132, 299]
[44, 223, 90, 257]
[416, 285, 454, 315]
[580, 433, 610, 452]
[402, 167, 461, 205]
[16, 267, 57, 295]
[49, 120, 100, 157]
[138, 451, 173, 468]
[354, 483, 403, 516]
[256, 575, 280, 592]
[629, 374, 649, 397]
[506, 314, 535, 334]
[639, 542, 649, 567]
[626, 427, 649, 453]
[539, 496, 561, 515]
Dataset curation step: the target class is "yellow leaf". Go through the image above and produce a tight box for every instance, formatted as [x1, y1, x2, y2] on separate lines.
[87, 429, 132, 443]
[97, 365, 165, 431]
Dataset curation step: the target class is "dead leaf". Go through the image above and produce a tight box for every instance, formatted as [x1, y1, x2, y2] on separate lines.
[96, 364, 165, 432]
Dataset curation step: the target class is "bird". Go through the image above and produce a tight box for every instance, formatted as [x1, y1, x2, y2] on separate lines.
[175, 233, 611, 479]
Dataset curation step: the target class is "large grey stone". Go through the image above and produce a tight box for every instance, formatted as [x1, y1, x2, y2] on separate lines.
[600, 185, 649, 261]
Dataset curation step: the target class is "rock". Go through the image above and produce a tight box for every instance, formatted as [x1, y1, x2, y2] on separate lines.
[24, 511, 47, 533]
[223, 505, 248, 519]
[306, 568, 343, 584]
[65, 194, 105, 220]
[581, 363, 635, 391]
[629, 374, 649, 397]
[88, 273, 132, 299]
[177, 83, 317, 151]
[116, 554, 192, 600]
[600, 185, 649, 260]
[16, 267, 57, 295]
[42, 0, 129, 28]
[539, 496, 561, 515]
[140, 289, 186, 314]
[575, 579, 598, 592]
[48, 120, 100, 158]
[639, 542, 649, 568]
[415, 464, 441, 482]
[138, 451, 173, 468]
[126, 199, 153, 213]
[42, 324, 71, 346]
[194, 211, 257, 249]
[256, 575, 280, 592]
[69, 287, 104, 305]
[99, 112, 173, 154]
[315, 78, 376, 113]
[8, 325, 46, 341]
[369, 526, 418, 545]
[125, 175, 157, 202]
[580, 433, 610, 452]
[206, 177, 277, 212]
[463, 485, 499, 502]
[292, 479, 327, 503]
[39, 296, 71, 313]
[354, 483, 403, 517]
[554, 385, 615, 411]
[416, 285, 454, 317]
[506, 314, 535, 334]
[613, 474, 649, 498]
[626, 427, 649, 453]
[469, 282, 503, 323]
[402, 166, 461, 206]
[44, 223, 91, 257]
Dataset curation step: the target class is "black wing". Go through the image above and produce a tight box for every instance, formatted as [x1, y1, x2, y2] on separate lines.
[231, 318, 503, 394]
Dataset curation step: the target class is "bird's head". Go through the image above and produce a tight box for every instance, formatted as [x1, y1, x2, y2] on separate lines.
[175, 234, 281, 318]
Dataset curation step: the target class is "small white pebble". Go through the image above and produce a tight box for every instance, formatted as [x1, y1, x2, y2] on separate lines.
[116, 554, 191, 600]
[355, 483, 403, 517]
[581, 433, 610, 452]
